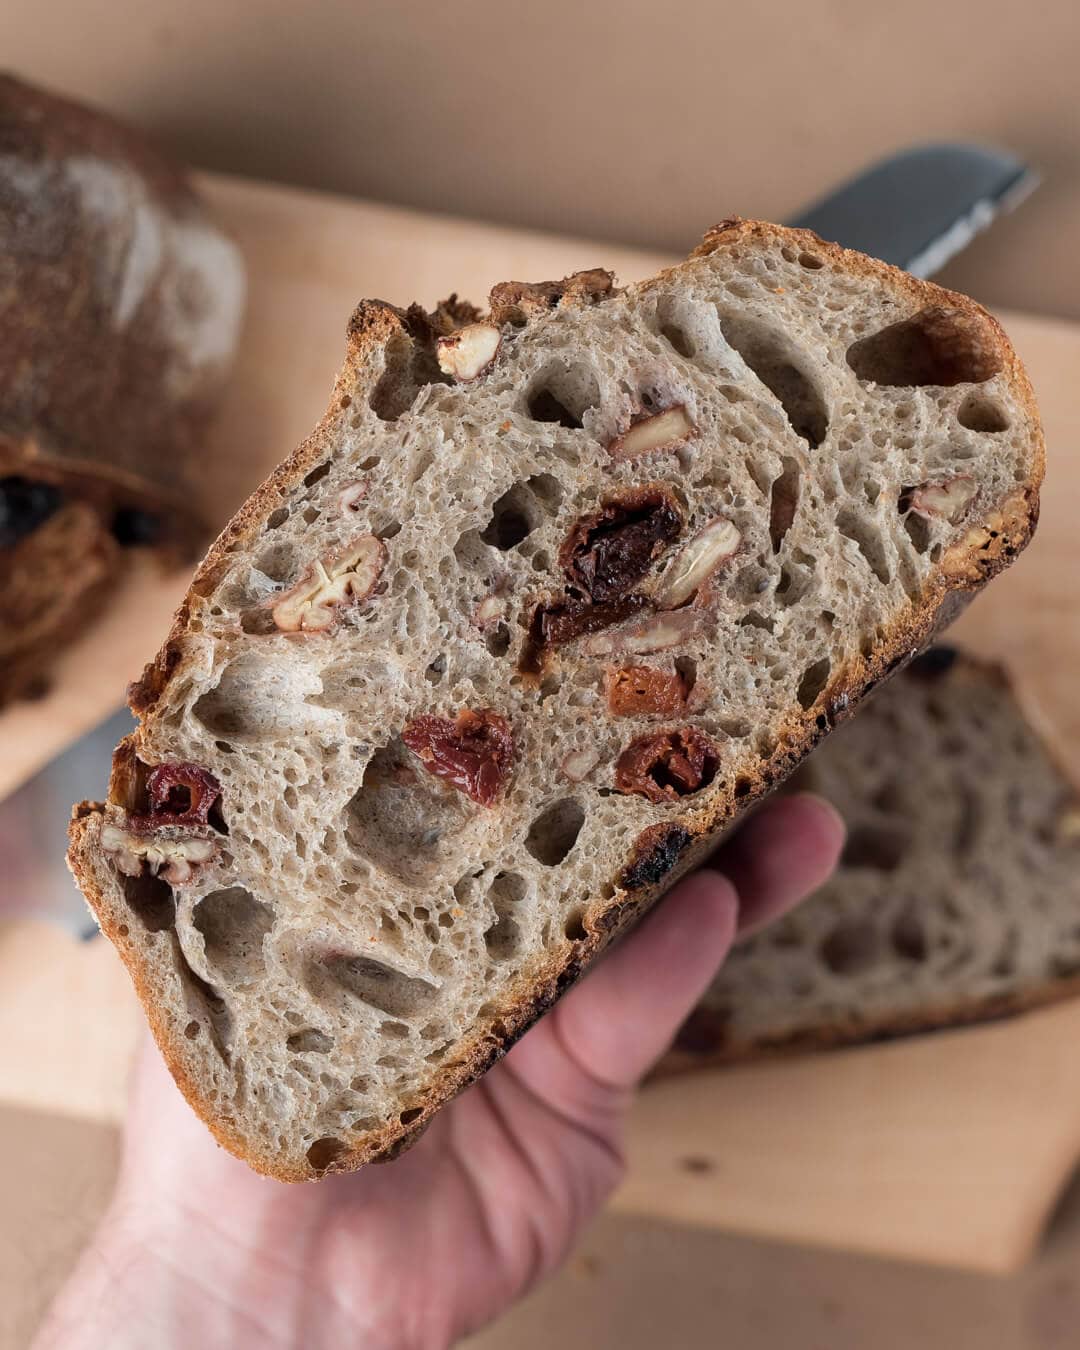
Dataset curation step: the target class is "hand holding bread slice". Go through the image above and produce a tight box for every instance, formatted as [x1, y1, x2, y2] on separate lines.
[68, 219, 1043, 1178]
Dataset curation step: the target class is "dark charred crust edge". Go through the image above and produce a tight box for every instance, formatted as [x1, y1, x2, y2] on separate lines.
[619, 823, 694, 891]
[65, 220, 1044, 1181]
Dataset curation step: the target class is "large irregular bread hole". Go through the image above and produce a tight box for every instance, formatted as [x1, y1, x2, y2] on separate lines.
[286, 1028, 334, 1054]
[796, 656, 831, 710]
[842, 822, 909, 871]
[120, 872, 175, 933]
[891, 910, 929, 962]
[307, 1137, 349, 1173]
[769, 457, 800, 552]
[903, 507, 933, 555]
[192, 887, 275, 985]
[484, 871, 528, 960]
[846, 306, 1004, 387]
[172, 937, 232, 1061]
[525, 798, 586, 866]
[661, 322, 695, 357]
[957, 393, 1010, 433]
[820, 919, 879, 976]
[369, 328, 447, 422]
[344, 740, 470, 887]
[526, 361, 600, 429]
[837, 507, 891, 585]
[717, 312, 828, 447]
[310, 951, 439, 1019]
[481, 482, 540, 550]
[194, 654, 324, 739]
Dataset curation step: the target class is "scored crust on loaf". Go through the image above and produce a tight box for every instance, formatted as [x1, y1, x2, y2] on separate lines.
[663, 649, 1080, 1070]
[67, 219, 1044, 1180]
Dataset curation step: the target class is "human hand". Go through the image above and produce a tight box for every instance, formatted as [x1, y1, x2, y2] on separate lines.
[36, 794, 843, 1350]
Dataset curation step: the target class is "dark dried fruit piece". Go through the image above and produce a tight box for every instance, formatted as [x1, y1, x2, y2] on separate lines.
[402, 708, 514, 807]
[520, 593, 648, 674]
[674, 1006, 732, 1054]
[131, 762, 223, 830]
[560, 487, 682, 603]
[614, 727, 720, 804]
[111, 506, 163, 547]
[620, 822, 693, 889]
[605, 665, 689, 717]
[0, 475, 64, 549]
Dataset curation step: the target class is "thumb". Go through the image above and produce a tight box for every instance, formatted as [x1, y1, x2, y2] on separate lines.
[545, 868, 739, 1092]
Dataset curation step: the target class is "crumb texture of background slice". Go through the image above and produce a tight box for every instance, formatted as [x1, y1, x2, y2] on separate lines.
[668, 651, 1080, 1067]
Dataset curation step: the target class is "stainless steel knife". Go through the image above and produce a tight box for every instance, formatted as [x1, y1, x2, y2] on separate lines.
[789, 143, 1037, 277]
[1, 142, 1039, 933]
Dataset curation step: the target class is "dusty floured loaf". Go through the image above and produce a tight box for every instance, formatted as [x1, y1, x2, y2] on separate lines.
[0, 75, 244, 703]
[664, 648, 1080, 1071]
[68, 220, 1043, 1180]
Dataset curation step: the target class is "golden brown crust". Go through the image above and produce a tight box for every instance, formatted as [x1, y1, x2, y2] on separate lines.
[67, 220, 1044, 1181]
[657, 976, 1080, 1076]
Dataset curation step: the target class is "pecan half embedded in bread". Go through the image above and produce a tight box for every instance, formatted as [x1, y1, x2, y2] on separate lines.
[608, 405, 696, 460]
[436, 323, 502, 382]
[272, 534, 386, 633]
[656, 517, 742, 609]
[906, 476, 977, 523]
[101, 822, 217, 884]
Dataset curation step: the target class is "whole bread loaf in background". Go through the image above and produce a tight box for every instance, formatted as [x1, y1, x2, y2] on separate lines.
[664, 648, 1080, 1071]
[68, 219, 1043, 1179]
[0, 74, 244, 702]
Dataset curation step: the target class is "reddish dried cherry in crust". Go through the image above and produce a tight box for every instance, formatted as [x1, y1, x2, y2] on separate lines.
[559, 487, 682, 603]
[401, 709, 514, 807]
[614, 727, 720, 804]
[130, 762, 222, 830]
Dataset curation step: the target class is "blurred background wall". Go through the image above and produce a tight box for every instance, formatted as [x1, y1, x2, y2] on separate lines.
[6, 0, 1079, 315]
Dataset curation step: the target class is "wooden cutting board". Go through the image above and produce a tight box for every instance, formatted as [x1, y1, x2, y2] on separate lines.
[2, 173, 1079, 1273]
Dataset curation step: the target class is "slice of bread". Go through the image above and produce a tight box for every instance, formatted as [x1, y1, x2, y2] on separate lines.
[664, 648, 1080, 1070]
[67, 219, 1043, 1180]
[0, 75, 244, 702]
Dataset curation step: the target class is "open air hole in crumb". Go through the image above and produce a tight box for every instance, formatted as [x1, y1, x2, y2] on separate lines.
[526, 362, 600, 428]
[717, 311, 828, 447]
[847, 307, 1003, 387]
[526, 799, 586, 865]
[481, 482, 539, 550]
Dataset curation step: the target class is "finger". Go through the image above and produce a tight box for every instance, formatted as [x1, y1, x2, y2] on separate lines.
[710, 793, 845, 936]
[538, 868, 739, 1093]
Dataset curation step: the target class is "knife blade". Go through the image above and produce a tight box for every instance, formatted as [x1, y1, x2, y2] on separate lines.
[787, 143, 1038, 276]
[1, 142, 1039, 933]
